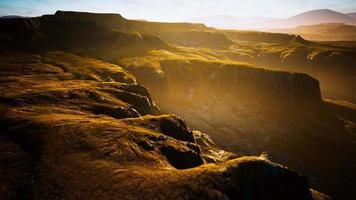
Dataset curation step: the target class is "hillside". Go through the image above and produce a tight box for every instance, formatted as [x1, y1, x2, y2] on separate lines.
[1, 11, 356, 199]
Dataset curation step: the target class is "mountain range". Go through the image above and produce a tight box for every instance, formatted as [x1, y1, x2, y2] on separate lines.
[190, 9, 356, 29]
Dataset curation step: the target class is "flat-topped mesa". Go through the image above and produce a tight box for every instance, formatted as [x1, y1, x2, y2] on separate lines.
[54, 10, 126, 19]
[49, 10, 127, 28]
[0, 12, 172, 56]
[49, 10, 208, 33]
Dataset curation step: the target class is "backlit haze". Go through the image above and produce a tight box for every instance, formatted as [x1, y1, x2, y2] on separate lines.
[1, 0, 356, 21]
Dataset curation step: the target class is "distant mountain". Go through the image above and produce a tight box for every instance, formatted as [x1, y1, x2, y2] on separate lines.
[347, 12, 356, 20]
[282, 9, 356, 27]
[272, 23, 356, 41]
[0, 15, 26, 19]
[190, 9, 356, 29]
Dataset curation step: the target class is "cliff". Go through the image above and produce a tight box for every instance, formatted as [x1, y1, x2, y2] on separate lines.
[128, 58, 322, 112]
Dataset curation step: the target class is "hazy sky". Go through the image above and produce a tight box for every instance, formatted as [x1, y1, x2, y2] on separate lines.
[1, 0, 356, 21]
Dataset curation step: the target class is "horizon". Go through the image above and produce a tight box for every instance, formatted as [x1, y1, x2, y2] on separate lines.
[1, 0, 356, 22]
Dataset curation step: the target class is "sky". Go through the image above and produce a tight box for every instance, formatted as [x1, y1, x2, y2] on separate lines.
[1, 0, 356, 21]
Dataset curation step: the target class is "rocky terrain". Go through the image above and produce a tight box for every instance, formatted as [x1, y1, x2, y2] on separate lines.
[1, 10, 356, 199]
[0, 50, 324, 200]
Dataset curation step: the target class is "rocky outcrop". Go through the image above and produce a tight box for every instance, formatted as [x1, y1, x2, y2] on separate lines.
[123, 115, 195, 143]
[193, 130, 236, 163]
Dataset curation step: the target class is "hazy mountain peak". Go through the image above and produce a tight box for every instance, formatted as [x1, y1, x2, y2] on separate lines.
[290, 8, 351, 19]
[287, 9, 356, 26]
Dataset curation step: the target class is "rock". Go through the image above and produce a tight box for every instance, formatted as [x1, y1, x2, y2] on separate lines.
[160, 144, 204, 169]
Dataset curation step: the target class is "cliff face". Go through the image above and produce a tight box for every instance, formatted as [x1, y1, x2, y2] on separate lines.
[129, 59, 322, 112]
[252, 40, 356, 102]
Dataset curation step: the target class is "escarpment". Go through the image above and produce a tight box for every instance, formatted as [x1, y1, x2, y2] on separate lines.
[128, 59, 322, 112]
